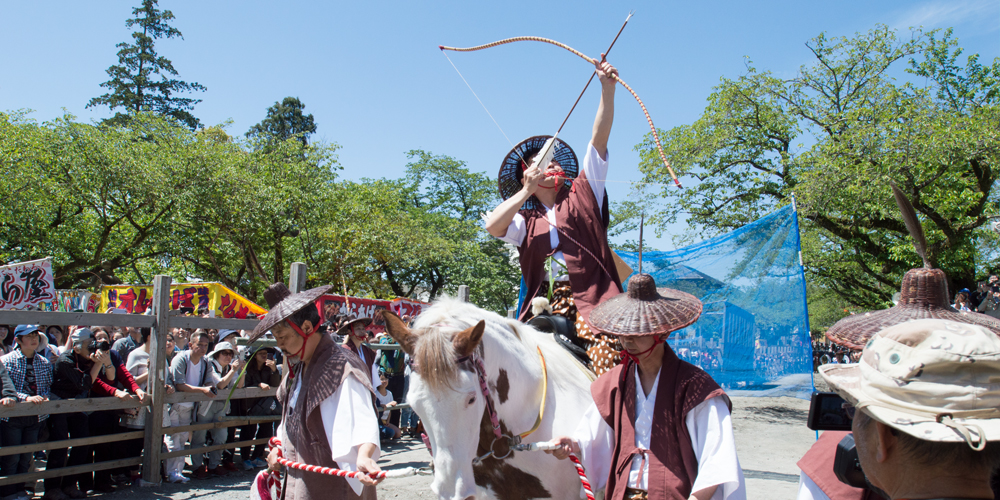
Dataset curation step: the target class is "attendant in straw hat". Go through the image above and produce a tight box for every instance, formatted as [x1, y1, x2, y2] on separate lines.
[820, 319, 1000, 500]
[252, 283, 383, 499]
[339, 315, 380, 388]
[548, 273, 746, 500]
[485, 58, 624, 375]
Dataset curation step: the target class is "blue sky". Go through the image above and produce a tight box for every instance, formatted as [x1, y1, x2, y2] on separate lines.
[2, 0, 997, 250]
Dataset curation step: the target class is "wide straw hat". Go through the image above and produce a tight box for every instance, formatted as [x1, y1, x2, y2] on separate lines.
[587, 273, 703, 337]
[249, 283, 331, 343]
[337, 315, 373, 336]
[498, 135, 578, 211]
[821, 318, 1000, 449]
[826, 268, 1000, 350]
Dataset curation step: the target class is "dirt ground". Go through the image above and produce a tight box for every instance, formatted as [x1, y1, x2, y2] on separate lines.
[69, 393, 821, 500]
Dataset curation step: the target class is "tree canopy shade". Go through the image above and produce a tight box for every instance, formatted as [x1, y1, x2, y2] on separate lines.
[0, 111, 518, 312]
[246, 97, 318, 146]
[87, 0, 206, 129]
[629, 25, 1000, 312]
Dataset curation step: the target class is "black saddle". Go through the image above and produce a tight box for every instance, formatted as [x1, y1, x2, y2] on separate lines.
[527, 313, 590, 365]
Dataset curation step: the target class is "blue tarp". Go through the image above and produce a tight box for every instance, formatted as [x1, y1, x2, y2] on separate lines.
[619, 204, 813, 399]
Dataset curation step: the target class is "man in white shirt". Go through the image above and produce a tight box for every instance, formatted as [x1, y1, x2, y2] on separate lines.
[549, 274, 746, 500]
[252, 283, 382, 500]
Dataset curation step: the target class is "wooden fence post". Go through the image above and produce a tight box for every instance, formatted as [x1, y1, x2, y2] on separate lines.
[458, 285, 470, 303]
[289, 262, 307, 294]
[141, 275, 171, 485]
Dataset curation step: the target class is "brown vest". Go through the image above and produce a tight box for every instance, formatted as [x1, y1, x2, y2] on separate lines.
[277, 334, 377, 500]
[592, 346, 729, 500]
[517, 170, 623, 322]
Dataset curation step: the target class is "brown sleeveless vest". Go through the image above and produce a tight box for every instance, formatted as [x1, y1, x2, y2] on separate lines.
[591, 346, 729, 500]
[516, 170, 623, 322]
[277, 334, 377, 500]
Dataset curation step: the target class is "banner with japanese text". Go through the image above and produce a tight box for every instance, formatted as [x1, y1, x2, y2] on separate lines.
[0, 258, 56, 310]
[317, 294, 428, 333]
[99, 282, 267, 318]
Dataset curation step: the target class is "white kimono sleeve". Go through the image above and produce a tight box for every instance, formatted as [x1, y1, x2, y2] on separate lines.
[686, 396, 747, 500]
[573, 401, 615, 496]
[318, 376, 381, 496]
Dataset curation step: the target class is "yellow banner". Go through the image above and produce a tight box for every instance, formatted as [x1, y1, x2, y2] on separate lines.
[99, 282, 267, 319]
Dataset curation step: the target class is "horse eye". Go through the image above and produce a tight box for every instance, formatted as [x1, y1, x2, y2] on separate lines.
[466, 393, 476, 406]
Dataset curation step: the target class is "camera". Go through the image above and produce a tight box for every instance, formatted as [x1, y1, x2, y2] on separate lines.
[88, 340, 111, 353]
[807, 392, 889, 498]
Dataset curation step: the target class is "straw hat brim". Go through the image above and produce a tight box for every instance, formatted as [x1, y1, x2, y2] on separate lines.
[249, 285, 331, 343]
[826, 306, 1000, 350]
[587, 287, 703, 337]
[337, 317, 373, 335]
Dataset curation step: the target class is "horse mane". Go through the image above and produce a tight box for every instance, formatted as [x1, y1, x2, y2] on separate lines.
[411, 296, 595, 392]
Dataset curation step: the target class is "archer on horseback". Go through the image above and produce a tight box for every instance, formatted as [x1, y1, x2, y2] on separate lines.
[485, 57, 624, 376]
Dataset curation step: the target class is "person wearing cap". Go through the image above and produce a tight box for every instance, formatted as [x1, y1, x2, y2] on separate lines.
[798, 266, 1000, 500]
[0, 326, 53, 500]
[953, 288, 972, 312]
[548, 274, 746, 500]
[191, 341, 245, 479]
[820, 319, 1000, 500]
[251, 282, 383, 499]
[46, 327, 113, 499]
[235, 346, 281, 470]
[340, 316, 380, 388]
[485, 59, 624, 376]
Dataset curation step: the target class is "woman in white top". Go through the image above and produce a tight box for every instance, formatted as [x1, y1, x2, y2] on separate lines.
[375, 371, 401, 440]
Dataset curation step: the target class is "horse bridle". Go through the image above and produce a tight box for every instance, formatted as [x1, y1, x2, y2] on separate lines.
[411, 340, 549, 467]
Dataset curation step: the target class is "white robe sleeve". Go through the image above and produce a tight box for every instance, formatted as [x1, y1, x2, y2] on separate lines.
[319, 375, 381, 496]
[370, 352, 380, 388]
[796, 471, 831, 500]
[573, 401, 615, 496]
[686, 396, 746, 500]
[581, 143, 609, 208]
[493, 212, 526, 246]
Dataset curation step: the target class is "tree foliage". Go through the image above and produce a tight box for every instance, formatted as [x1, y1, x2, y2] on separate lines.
[246, 97, 318, 146]
[87, 0, 206, 129]
[0, 112, 518, 312]
[629, 26, 1000, 311]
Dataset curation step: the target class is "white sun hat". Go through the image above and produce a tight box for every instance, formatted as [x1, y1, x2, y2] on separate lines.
[820, 318, 1000, 450]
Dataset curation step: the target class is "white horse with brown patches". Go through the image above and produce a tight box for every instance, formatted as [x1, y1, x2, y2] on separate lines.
[383, 298, 599, 500]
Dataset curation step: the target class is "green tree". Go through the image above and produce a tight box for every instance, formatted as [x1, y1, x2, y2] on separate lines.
[87, 0, 206, 129]
[630, 26, 1000, 310]
[246, 97, 318, 146]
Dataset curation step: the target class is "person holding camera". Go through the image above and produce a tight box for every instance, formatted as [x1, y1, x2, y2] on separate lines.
[976, 283, 1000, 320]
[820, 319, 1000, 500]
[45, 328, 114, 499]
[164, 329, 214, 483]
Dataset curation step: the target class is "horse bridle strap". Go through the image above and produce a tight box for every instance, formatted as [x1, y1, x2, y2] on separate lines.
[462, 346, 549, 464]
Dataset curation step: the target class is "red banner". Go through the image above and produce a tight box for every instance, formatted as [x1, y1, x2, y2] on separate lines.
[317, 294, 428, 333]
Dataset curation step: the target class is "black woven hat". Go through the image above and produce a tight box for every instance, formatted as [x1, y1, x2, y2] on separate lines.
[249, 283, 331, 342]
[587, 273, 703, 337]
[498, 135, 578, 211]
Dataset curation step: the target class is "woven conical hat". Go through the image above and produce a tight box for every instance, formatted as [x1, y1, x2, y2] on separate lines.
[587, 273, 703, 337]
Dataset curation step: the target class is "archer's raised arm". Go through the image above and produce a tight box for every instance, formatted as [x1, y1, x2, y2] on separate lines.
[590, 58, 617, 160]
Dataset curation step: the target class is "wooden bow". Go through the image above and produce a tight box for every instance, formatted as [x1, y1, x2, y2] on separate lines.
[440, 29, 682, 188]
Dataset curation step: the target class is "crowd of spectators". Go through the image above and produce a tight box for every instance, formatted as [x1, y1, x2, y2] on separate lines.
[0, 309, 421, 499]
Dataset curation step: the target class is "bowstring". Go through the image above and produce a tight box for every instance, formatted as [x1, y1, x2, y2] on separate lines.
[441, 50, 518, 152]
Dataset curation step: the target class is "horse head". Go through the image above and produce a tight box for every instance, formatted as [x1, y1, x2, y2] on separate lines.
[384, 309, 489, 500]
[384, 300, 596, 500]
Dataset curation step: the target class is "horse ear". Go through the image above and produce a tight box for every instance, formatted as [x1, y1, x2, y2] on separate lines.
[381, 311, 416, 355]
[453, 320, 485, 358]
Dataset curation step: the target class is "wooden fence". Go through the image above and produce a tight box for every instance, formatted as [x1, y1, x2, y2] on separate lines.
[0, 262, 416, 489]
[0, 267, 289, 488]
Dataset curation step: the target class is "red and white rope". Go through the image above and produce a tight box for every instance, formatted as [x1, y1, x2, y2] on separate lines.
[267, 438, 427, 480]
[568, 453, 596, 500]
